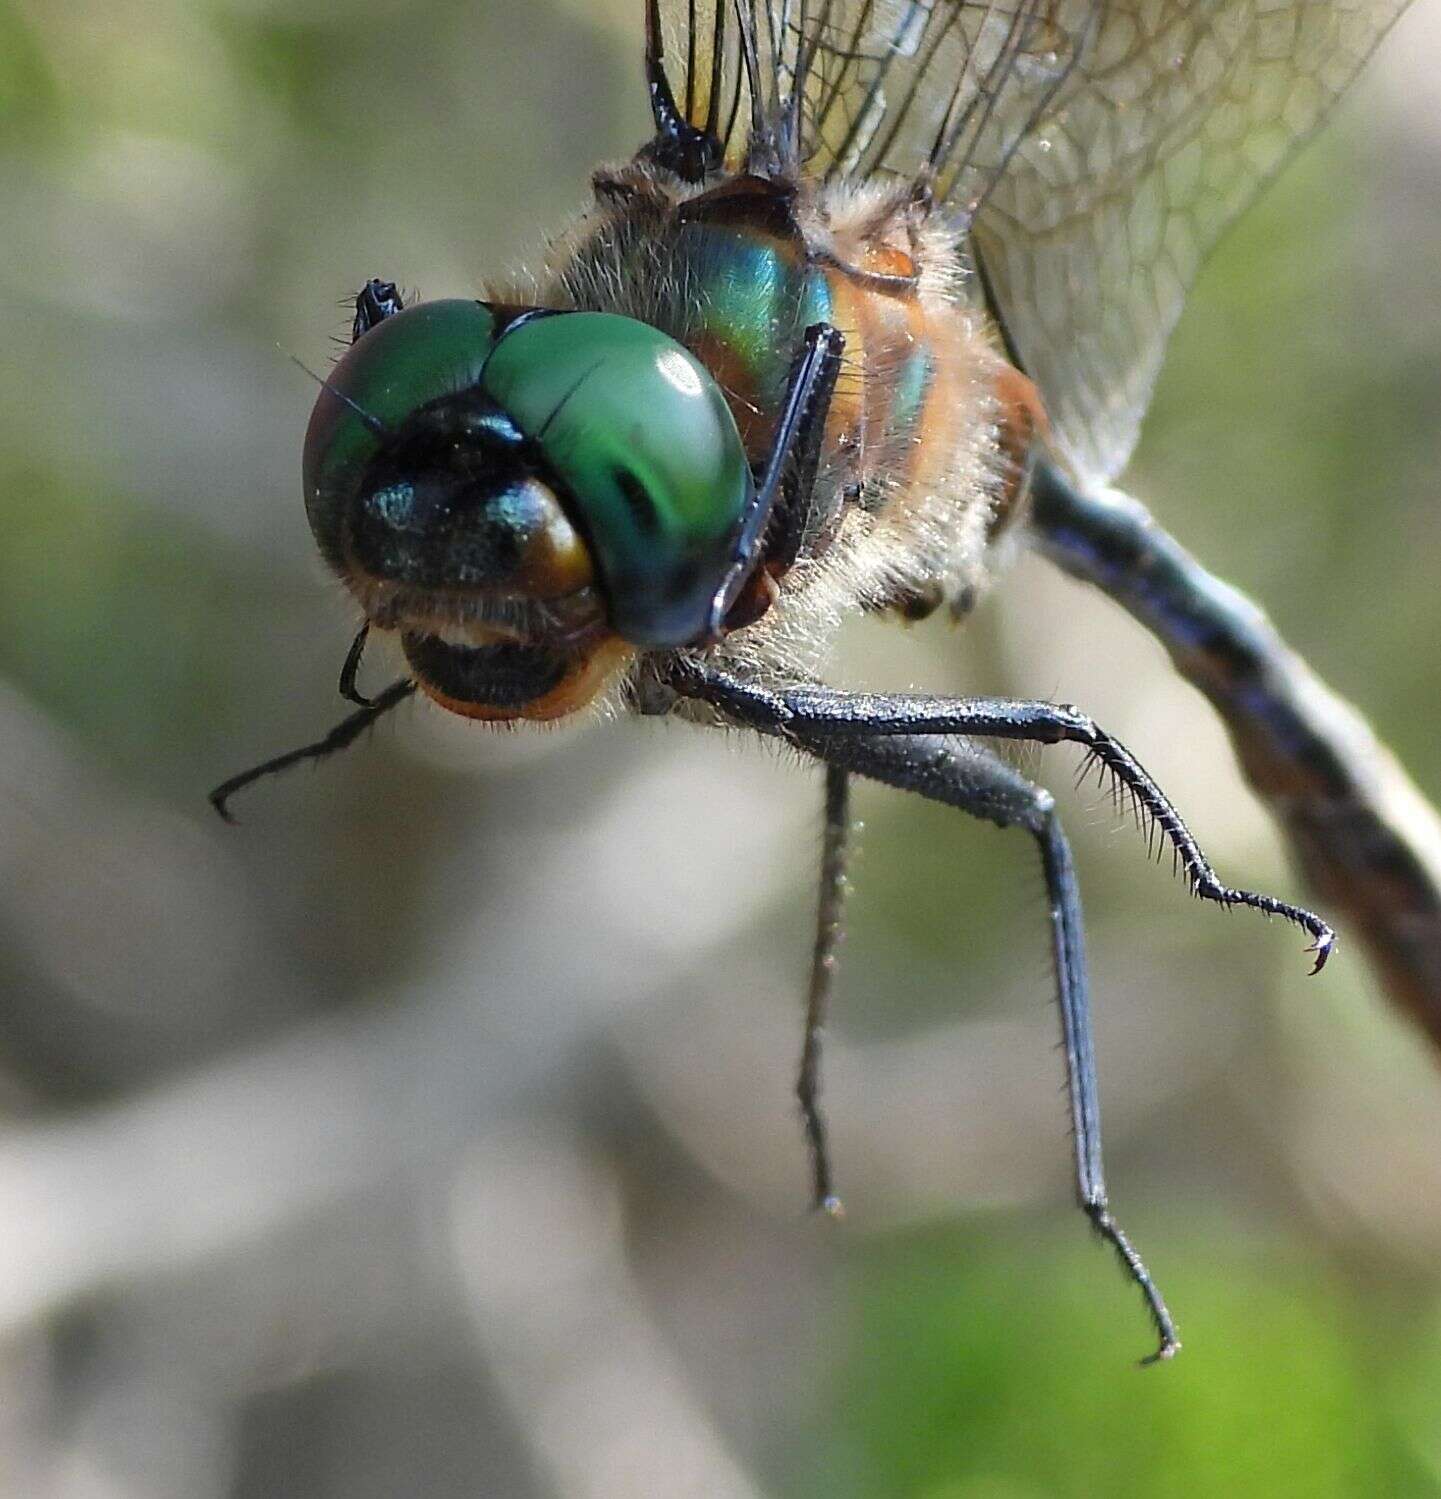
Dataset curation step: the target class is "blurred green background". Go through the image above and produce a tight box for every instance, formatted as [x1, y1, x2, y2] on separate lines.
[1, 1, 1439, 1494]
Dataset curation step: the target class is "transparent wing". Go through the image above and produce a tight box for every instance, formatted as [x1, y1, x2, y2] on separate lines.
[653, 0, 1412, 483]
[966, 0, 1413, 482]
[651, 1, 1087, 184]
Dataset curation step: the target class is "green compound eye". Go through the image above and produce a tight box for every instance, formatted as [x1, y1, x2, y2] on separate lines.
[479, 311, 752, 647]
[305, 302, 753, 649]
[304, 299, 503, 576]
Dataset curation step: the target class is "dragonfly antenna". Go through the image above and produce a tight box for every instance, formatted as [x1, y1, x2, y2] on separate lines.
[286, 350, 391, 439]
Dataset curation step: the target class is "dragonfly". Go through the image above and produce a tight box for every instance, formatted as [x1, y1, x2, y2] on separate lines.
[211, 0, 1417, 1363]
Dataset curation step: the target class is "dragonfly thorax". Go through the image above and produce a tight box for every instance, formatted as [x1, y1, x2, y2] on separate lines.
[539, 165, 1032, 670]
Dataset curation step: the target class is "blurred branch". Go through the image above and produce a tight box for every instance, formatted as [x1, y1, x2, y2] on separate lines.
[451, 1132, 766, 1499]
[0, 990, 533, 1335]
[0, 922, 1224, 1333]
[1032, 466, 1441, 1046]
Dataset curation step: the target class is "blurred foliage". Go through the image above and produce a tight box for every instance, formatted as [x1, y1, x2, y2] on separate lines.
[798, 1223, 1436, 1498]
[0, 2, 1439, 1496]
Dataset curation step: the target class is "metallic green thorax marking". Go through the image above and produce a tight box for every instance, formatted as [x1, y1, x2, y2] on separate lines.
[889, 345, 933, 439]
[674, 222, 834, 419]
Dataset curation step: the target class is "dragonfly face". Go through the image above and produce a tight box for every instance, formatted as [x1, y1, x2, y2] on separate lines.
[305, 297, 756, 715]
[215, 0, 1417, 1362]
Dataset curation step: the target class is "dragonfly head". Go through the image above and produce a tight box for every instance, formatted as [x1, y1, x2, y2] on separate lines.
[303, 301, 753, 719]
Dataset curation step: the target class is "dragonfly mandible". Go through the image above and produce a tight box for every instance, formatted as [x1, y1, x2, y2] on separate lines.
[211, 0, 1417, 1363]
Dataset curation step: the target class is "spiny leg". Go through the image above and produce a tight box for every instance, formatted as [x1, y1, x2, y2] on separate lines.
[762, 324, 847, 574]
[662, 661, 1335, 971]
[228, 272, 405, 810]
[706, 322, 845, 636]
[793, 727, 1180, 1364]
[352, 278, 405, 340]
[800, 763, 851, 1217]
[338, 622, 375, 707]
[1030, 795, 1177, 1363]
[209, 678, 415, 823]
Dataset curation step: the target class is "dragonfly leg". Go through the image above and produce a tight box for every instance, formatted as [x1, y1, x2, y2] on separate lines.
[663, 660, 1335, 971]
[208, 678, 416, 823]
[707, 322, 845, 637]
[799, 763, 851, 1217]
[812, 728, 1179, 1363]
[337, 621, 375, 707]
[668, 662, 1180, 1360]
[351, 279, 405, 341]
[764, 326, 848, 575]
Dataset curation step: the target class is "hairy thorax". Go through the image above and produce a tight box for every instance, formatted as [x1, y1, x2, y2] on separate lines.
[496, 161, 1040, 687]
